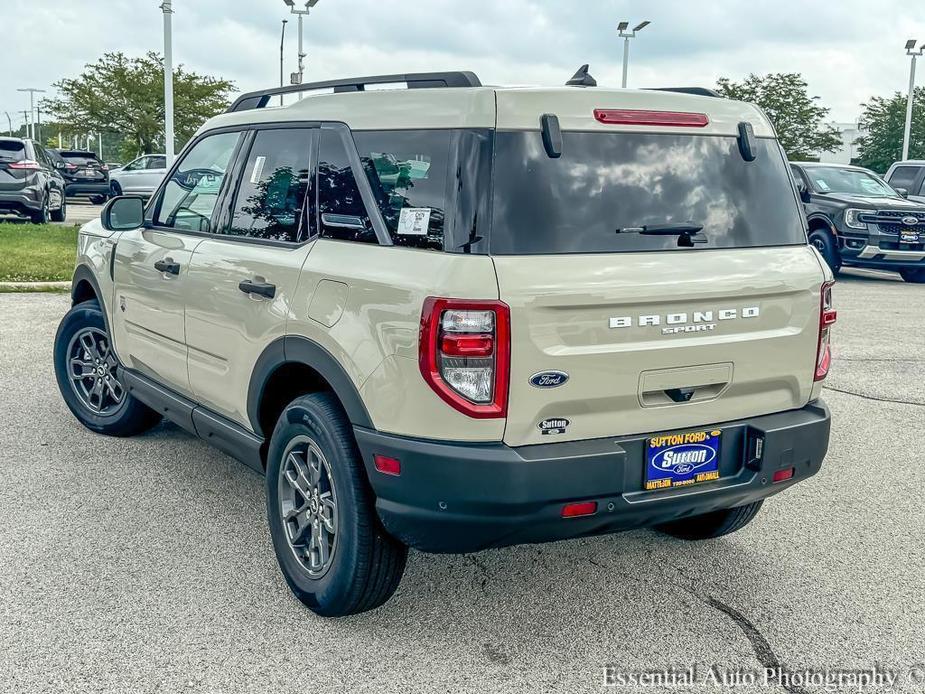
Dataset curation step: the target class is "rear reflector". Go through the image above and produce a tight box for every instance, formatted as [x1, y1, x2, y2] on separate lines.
[440, 333, 494, 357]
[772, 467, 795, 483]
[373, 454, 401, 476]
[561, 501, 597, 518]
[594, 109, 710, 128]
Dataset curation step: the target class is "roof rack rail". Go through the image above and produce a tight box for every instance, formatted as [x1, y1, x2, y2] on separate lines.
[647, 87, 723, 98]
[227, 71, 482, 113]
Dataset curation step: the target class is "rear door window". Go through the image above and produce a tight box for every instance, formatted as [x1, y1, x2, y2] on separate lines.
[147, 156, 167, 170]
[353, 130, 452, 251]
[887, 165, 920, 191]
[490, 131, 807, 255]
[316, 129, 377, 244]
[227, 128, 313, 243]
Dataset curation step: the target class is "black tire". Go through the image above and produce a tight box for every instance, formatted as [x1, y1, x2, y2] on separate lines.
[53, 300, 161, 437]
[266, 392, 407, 617]
[656, 500, 764, 540]
[809, 229, 841, 275]
[30, 192, 50, 224]
[110, 181, 122, 197]
[900, 268, 925, 283]
[50, 193, 66, 223]
[90, 195, 107, 205]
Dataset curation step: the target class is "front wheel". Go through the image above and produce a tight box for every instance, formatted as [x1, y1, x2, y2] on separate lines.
[50, 191, 67, 222]
[809, 229, 841, 275]
[656, 500, 764, 540]
[90, 194, 107, 205]
[266, 392, 407, 617]
[109, 181, 122, 197]
[53, 301, 161, 436]
[900, 268, 925, 283]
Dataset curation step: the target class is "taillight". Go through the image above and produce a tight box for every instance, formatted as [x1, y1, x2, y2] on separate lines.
[8, 160, 41, 171]
[593, 109, 710, 128]
[419, 297, 510, 418]
[814, 281, 837, 381]
[65, 163, 78, 171]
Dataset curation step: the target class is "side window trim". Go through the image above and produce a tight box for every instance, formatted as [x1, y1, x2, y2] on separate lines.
[320, 122, 392, 246]
[211, 130, 256, 237]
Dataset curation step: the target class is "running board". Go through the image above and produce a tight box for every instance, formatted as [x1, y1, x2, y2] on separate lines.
[122, 370, 264, 473]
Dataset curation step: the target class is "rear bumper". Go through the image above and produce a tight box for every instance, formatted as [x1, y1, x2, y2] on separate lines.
[355, 401, 831, 553]
[0, 191, 42, 215]
[64, 181, 108, 197]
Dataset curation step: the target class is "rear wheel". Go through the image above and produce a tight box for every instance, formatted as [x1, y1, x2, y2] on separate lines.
[30, 192, 50, 224]
[266, 392, 407, 617]
[656, 500, 764, 540]
[900, 268, 925, 283]
[809, 229, 841, 275]
[53, 300, 161, 437]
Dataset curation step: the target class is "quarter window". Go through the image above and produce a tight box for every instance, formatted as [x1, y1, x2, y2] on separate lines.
[227, 128, 313, 243]
[316, 129, 376, 244]
[353, 130, 451, 251]
[154, 132, 240, 232]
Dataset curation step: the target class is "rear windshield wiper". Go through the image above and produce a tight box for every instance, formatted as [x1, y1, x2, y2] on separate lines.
[617, 222, 706, 247]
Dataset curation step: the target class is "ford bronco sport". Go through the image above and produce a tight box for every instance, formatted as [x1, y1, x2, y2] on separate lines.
[54, 70, 834, 617]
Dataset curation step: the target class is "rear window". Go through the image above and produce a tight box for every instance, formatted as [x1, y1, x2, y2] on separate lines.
[59, 152, 100, 165]
[489, 131, 807, 255]
[0, 141, 25, 162]
[887, 165, 920, 190]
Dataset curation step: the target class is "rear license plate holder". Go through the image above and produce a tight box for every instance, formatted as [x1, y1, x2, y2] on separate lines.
[645, 429, 721, 491]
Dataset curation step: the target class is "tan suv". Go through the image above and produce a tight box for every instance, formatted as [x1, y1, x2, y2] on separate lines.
[53, 70, 835, 617]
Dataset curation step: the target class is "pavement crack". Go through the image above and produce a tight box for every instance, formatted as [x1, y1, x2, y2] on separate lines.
[823, 385, 925, 407]
[465, 554, 492, 591]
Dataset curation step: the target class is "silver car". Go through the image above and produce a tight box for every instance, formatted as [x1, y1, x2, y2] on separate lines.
[109, 154, 167, 197]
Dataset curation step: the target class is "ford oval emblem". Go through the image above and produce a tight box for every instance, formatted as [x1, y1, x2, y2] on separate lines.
[529, 371, 569, 388]
[902, 216, 919, 226]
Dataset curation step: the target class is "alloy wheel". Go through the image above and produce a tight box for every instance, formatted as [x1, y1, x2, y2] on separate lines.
[66, 327, 126, 415]
[278, 436, 338, 577]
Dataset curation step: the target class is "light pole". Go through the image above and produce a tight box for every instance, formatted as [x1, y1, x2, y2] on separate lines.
[3, 112, 11, 137]
[17, 88, 46, 140]
[617, 20, 650, 88]
[161, 0, 175, 165]
[283, 0, 321, 85]
[902, 39, 924, 161]
[279, 19, 288, 105]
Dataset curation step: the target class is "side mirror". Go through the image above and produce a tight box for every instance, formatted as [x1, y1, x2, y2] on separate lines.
[54, 161, 66, 170]
[895, 187, 909, 198]
[321, 212, 366, 230]
[797, 181, 810, 202]
[102, 196, 145, 231]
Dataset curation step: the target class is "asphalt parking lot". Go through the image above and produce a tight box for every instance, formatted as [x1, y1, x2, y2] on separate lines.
[0, 270, 923, 694]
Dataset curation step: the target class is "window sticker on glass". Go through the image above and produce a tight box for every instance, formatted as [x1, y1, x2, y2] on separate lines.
[815, 179, 831, 191]
[250, 155, 267, 184]
[398, 207, 431, 236]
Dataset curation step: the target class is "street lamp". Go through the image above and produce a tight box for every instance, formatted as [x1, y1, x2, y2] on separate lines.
[902, 39, 924, 161]
[279, 19, 288, 105]
[617, 20, 650, 88]
[16, 88, 46, 140]
[283, 0, 321, 85]
[161, 1, 175, 165]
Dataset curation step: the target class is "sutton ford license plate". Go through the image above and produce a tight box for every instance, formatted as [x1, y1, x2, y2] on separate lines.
[645, 430, 721, 491]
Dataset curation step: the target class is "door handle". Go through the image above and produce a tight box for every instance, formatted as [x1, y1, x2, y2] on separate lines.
[239, 279, 276, 299]
[154, 259, 180, 275]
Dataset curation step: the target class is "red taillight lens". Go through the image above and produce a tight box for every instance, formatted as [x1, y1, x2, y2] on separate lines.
[814, 281, 836, 381]
[419, 297, 510, 419]
[65, 163, 78, 171]
[772, 467, 795, 483]
[9, 160, 41, 171]
[562, 501, 598, 518]
[373, 454, 401, 476]
[593, 109, 710, 127]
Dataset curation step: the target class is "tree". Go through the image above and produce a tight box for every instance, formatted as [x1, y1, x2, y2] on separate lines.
[42, 52, 235, 157]
[854, 88, 925, 173]
[716, 73, 842, 160]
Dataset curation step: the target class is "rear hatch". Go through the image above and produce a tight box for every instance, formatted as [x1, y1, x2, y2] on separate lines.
[491, 89, 825, 447]
[0, 139, 29, 192]
[57, 150, 108, 182]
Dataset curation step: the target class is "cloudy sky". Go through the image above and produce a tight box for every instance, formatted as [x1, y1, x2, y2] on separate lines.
[2, 0, 924, 130]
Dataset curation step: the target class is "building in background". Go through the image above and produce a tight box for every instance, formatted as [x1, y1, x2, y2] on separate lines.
[819, 121, 864, 165]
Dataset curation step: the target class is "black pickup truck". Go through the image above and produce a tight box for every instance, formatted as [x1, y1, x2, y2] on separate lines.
[790, 162, 925, 283]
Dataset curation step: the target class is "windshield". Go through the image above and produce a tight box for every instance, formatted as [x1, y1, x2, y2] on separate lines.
[490, 131, 806, 254]
[804, 167, 895, 197]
